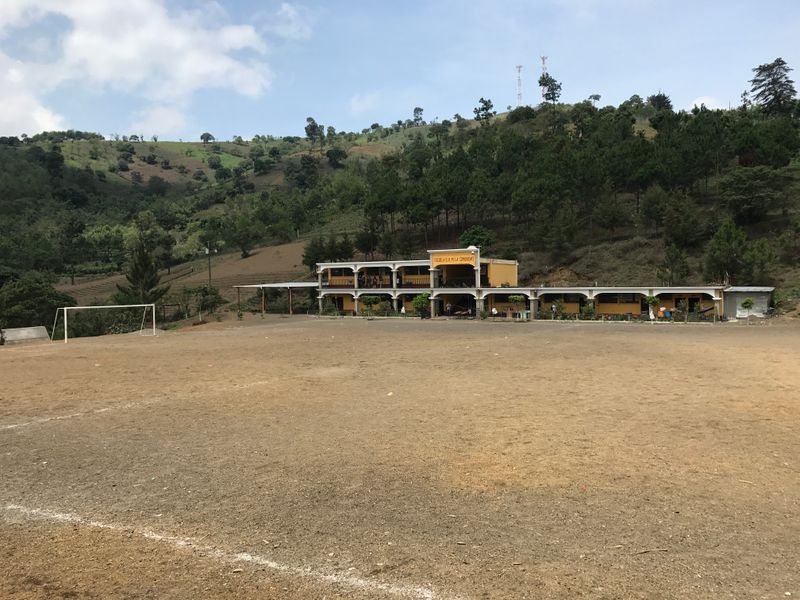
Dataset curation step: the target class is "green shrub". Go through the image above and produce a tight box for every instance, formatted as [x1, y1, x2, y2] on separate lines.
[411, 293, 430, 315]
[580, 302, 595, 319]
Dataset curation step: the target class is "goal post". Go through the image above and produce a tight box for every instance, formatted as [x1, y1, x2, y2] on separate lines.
[55, 303, 156, 343]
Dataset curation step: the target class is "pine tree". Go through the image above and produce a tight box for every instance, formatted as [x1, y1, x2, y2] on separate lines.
[703, 220, 748, 283]
[115, 239, 170, 304]
[657, 244, 690, 285]
[750, 58, 797, 115]
[302, 236, 326, 272]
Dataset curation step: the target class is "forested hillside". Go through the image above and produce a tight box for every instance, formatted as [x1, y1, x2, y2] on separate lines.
[2, 58, 800, 324]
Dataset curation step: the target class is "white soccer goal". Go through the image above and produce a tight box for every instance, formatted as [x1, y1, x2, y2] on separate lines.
[52, 304, 156, 343]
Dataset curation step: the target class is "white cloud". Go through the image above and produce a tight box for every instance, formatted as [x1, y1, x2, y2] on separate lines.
[0, 52, 65, 135]
[689, 96, 725, 110]
[0, 0, 273, 136]
[128, 105, 188, 138]
[349, 92, 380, 115]
[0, 2, 45, 36]
[262, 3, 313, 41]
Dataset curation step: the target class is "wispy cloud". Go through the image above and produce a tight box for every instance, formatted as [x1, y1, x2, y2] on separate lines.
[261, 3, 314, 41]
[349, 91, 381, 115]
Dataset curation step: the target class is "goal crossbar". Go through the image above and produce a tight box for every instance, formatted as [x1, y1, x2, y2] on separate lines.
[56, 304, 156, 343]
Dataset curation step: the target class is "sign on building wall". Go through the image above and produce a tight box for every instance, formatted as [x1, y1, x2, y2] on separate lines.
[430, 251, 477, 267]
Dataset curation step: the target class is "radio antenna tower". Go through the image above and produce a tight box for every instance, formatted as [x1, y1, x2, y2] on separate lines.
[515, 65, 523, 106]
[540, 55, 548, 101]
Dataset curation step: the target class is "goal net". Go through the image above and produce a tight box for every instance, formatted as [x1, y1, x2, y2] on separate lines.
[52, 304, 156, 343]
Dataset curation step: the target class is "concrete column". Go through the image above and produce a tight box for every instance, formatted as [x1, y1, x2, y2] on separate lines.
[530, 298, 538, 319]
[353, 294, 359, 315]
[429, 268, 436, 289]
[392, 297, 398, 312]
[474, 266, 481, 288]
[392, 268, 398, 289]
[317, 271, 323, 288]
[353, 268, 359, 290]
[429, 298, 436, 317]
[318, 297, 323, 314]
[476, 297, 484, 313]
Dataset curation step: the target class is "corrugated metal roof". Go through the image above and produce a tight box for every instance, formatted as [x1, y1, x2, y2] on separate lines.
[725, 286, 775, 293]
[234, 282, 319, 289]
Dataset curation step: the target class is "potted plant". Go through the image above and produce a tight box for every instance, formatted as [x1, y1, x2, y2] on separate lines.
[741, 297, 754, 325]
[645, 295, 659, 321]
[509, 294, 527, 320]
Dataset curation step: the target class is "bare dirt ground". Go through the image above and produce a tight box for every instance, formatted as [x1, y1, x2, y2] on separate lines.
[2, 318, 799, 599]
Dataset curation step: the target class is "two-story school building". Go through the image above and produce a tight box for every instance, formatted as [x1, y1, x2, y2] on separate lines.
[236, 246, 759, 319]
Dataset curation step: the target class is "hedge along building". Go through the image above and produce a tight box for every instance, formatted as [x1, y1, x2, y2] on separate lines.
[295, 246, 733, 319]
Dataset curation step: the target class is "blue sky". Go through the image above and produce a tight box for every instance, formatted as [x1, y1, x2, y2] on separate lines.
[0, 0, 798, 140]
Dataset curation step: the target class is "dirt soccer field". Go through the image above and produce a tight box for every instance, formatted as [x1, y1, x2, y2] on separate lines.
[2, 317, 799, 599]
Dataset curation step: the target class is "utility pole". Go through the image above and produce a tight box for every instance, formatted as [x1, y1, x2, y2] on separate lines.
[206, 246, 213, 287]
[516, 65, 523, 107]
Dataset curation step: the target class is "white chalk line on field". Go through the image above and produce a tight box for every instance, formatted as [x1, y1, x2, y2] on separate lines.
[0, 398, 162, 432]
[1, 504, 457, 600]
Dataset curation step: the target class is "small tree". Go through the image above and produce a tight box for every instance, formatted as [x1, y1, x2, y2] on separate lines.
[677, 298, 689, 323]
[704, 219, 748, 283]
[657, 244, 690, 286]
[302, 236, 326, 272]
[741, 297, 755, 325]
[326, 147, 348, 168]
[200, 132, 215, 144]
[551, 298, 564, 319]
[411, 293, 430, 317]
[190, 285, 224, 317]
[360, 295, 380, 317]
[538, 73, 562, 112]
[458, 225, 497, 249]
[509, 294, 526, 319]
[473, 97, 496, 125]
[115, 239, 170, 304]
[580, 301, 596, 320]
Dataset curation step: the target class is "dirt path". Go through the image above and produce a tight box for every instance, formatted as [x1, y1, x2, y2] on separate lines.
[2, 319, 799, 598]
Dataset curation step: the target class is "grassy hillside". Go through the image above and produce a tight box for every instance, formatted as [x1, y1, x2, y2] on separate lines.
[2, 96, 800, 322]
